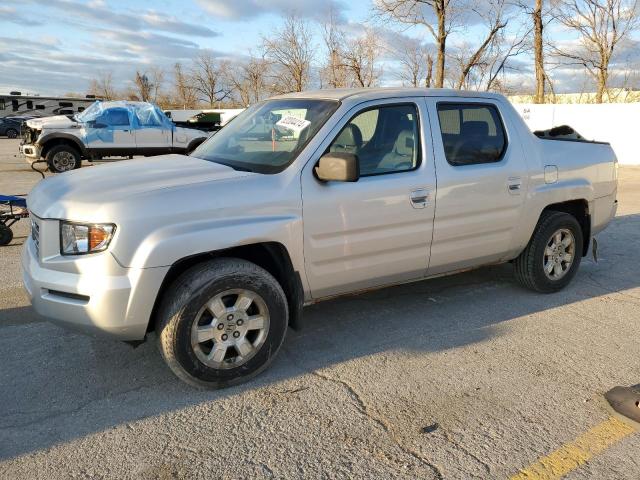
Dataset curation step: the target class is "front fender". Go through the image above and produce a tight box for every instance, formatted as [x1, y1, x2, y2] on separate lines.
[117, 214, 303, 272]
[38, 132, 88, 157]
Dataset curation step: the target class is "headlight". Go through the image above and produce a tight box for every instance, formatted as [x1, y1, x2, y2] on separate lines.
[60, 221, 116, 255]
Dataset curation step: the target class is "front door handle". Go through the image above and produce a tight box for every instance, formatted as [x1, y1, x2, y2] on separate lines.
[410, 189, 430, 209]
[508, 177, 522, 194]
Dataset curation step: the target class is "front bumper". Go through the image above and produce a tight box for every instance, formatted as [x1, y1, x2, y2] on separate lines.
[21, 231, 169, 341]
[19, 143, 41, 160]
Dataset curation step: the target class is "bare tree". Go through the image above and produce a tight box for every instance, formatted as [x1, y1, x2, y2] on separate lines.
[320, 12, 350, 88]
[192, 53, 232, 107]
[515, 0, 553, 102]
[483, 31, 530, 92]
[343, 28, 383, 87]
[227, 54, 270, 106]
[533, 0, 546, 102]
[375, 0, 454, 87]
[262, 15, 315, 93]
[552, 0, 639, 103]
[396, 37, 434, 87]
[173, 62, 198, 109]
[88, 71, 117, 100]
[133, 71, 153, 102]
[454, 0, 509, 89]
[149, 67, 165, 103]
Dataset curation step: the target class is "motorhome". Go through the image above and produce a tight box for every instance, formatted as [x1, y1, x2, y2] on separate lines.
[0, 92, 99, 118]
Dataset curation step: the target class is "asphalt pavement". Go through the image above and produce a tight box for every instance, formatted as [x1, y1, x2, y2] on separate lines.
[1, 138, 640, 479]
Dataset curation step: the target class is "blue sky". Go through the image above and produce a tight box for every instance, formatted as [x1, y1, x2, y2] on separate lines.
[0, 0, 377, 95]
[1, 0, 636, 96]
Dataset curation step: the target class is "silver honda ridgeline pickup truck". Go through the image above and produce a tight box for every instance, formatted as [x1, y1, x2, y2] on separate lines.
[23, 89, 618, 388]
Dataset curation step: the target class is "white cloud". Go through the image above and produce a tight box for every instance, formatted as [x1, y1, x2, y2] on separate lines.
[197, 0, 348, 21]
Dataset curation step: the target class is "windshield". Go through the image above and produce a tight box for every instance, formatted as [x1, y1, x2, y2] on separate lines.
[74, 101, 101, 122]
[190, 99, 339, 174]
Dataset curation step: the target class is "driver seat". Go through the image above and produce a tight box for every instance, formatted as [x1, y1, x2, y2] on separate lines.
[330, 124, 363, 155]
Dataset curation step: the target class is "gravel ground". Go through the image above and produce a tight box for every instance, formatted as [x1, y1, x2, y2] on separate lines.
[1, 138, 640, 479]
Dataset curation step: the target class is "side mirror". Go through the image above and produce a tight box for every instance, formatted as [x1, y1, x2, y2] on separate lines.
[315, 152, 360, 182]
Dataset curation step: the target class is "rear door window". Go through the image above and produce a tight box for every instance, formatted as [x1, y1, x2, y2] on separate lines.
[437, 103, 506, 166]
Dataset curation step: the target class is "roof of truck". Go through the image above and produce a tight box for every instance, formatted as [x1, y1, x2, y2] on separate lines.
[273, 87, 507, 103]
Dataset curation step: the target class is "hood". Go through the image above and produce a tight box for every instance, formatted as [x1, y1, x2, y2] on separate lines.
[27, 154, 255, 219]
[26, 115, 77, 130]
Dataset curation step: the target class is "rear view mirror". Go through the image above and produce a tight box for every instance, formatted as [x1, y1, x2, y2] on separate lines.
[315, 152, 359, 182]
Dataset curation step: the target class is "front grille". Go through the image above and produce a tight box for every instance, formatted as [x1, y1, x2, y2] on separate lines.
[31, 217, 40, 256]
[21, 126, 38, 144]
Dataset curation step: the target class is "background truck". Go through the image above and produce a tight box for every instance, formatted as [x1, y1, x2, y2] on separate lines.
[20, 101, 208, 173]
[164, 108, 244, 132]
[22, 88, 618, 388]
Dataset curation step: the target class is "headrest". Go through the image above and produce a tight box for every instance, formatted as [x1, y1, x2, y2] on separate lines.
[394, 130, 415, 156]
[461, 121, 489, 137]
[333, 124, 362, 150]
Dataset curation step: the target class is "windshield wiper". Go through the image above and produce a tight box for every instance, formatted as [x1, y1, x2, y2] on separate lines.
[226, 165, 253, 172]
[195, 156, 255, 173]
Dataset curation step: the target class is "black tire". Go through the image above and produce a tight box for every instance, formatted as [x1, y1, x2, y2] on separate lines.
[156, 258, 289, 388]
[514, 211, 584, 293]
[46, 145, 81, 173]
[0, 223, 13, 246]
[6, 129, 18, 139]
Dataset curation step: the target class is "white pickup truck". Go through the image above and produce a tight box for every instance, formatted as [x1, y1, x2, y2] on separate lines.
[20, 101, 208, 173]
[22, 88, 618, 388]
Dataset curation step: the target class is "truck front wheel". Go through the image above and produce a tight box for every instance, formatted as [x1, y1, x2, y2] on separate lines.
[514, 211, 584, 293]
[46, 145, 81, 173]
[156, 258, 289, 388]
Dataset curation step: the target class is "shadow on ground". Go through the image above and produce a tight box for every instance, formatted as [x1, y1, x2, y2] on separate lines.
[0, 213, 638, 460]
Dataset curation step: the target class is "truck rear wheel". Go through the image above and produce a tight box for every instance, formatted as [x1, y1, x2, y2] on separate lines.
[514, 211, 583, 293]
[156, 258, 289, 388]
[46, 145, 81, 173]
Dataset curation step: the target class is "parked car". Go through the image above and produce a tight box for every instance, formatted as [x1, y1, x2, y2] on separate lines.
[19, 101, 208, 173]
[22, 88, 618, 388]
[0, 117, 24, 138]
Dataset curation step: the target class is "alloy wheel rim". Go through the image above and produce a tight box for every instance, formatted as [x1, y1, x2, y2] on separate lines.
[543, 228, 575, 281]
[190, 289, 270, 370]
[52, 151, 75, 171]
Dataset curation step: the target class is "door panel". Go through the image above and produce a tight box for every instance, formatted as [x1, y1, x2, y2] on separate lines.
[133, 107, 171, 150]
[426, 98, 528, 275]
[301, 99, 436, 299]
[134, 127, 171, 150]
[85, 107, 135, 152]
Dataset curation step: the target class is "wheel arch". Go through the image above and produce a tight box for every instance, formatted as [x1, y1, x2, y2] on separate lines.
[40, 134, 87, 159]
[540, 199, 590, 256]
[147, 241, 304, 335]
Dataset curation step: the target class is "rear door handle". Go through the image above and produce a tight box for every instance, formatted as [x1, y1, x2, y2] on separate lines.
[410, 189, 430, 209]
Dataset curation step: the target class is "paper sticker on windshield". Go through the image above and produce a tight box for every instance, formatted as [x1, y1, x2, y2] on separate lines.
[276, 115, 311, 133]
